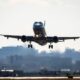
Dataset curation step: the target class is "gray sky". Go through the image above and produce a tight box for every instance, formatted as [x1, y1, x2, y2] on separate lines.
[0, 0, 80, 52]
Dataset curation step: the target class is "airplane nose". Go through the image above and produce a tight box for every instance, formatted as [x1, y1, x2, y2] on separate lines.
[33, 26, 42, 31]
[33, 22, 44, 30]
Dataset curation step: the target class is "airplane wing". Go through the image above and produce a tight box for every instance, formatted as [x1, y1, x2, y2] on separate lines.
[0, 34, 22, 39]
[58, 37, 80, 41]
[0, 34, 79, 43]
[0, 34, 34, 42]
[47, 36, 80, 43]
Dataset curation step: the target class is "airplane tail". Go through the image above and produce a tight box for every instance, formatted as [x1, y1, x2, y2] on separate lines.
[44, 21, 46, 27]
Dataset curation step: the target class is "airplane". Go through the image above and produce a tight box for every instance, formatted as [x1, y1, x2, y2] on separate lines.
[0, 21, 80, 49]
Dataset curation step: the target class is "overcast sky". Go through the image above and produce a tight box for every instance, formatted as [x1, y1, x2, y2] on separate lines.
[0, 0, 80, 52]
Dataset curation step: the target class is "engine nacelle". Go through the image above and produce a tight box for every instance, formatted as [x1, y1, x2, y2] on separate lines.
[21, 35, 27, 42]
[53, 36, 58, 43]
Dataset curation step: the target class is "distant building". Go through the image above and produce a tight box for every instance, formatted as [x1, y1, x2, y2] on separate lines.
[0, 69, 24, 77]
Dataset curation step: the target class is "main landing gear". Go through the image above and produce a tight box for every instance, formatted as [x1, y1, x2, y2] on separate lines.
[28, 42, 33, 48]
[28, 44, 33, 48]
[49, 43, 53, 49]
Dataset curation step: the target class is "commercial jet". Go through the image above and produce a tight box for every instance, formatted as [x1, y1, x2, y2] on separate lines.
[0, 21, 80, 49]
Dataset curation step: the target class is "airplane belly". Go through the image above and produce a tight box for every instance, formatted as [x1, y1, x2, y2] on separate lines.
[35, 39, 47, 45]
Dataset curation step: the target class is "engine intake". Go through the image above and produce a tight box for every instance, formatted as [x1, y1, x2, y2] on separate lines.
[53, 36, 58, 43]
[21, 35, 27, 42]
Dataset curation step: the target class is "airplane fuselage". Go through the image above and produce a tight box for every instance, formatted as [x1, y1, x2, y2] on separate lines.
[33, 22, 47, 45]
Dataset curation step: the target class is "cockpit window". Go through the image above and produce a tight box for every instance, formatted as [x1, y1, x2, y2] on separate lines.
[33, 22, 43, 27]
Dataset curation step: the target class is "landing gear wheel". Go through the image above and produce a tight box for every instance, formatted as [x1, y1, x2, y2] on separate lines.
[49, 45, 53, 49]
[51, 45, 53, 49]
[31, 45, 33, 48]
[28, 44, 33, 48]
[49, 45, 51, 49]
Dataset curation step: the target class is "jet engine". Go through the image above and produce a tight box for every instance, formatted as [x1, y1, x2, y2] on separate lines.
[53, 36, 58, 43]
[21, 35, 27, 42]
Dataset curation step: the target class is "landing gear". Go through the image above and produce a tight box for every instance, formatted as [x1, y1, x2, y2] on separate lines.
[28, 42, 33, 48]
[28, 44, 33, 48]
[49, 43, 53, 49]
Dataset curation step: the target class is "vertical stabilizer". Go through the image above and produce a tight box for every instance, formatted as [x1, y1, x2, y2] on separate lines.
[44, 21, 46, 27]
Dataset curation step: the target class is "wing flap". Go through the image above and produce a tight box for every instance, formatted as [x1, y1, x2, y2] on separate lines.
[46, 36, 80, 43]
[0, 34, 22, 39]
[58, 37, 80, 41]
[0, 34, 35, 42]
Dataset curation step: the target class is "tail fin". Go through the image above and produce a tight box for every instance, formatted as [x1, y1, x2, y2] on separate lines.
[44, 21, 46, 27]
